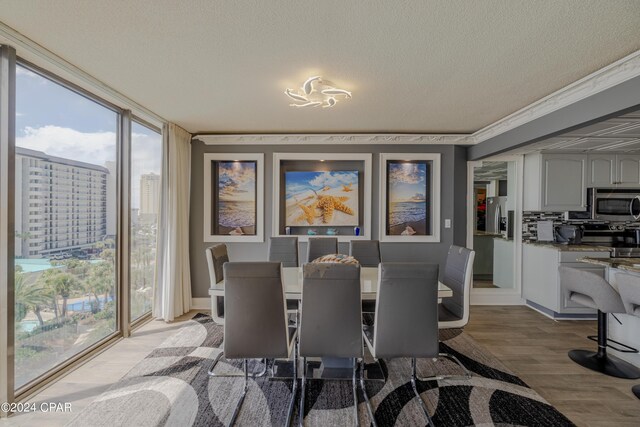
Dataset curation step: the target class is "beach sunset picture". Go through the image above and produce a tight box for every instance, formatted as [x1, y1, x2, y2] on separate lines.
[214, 161, 256, 235]
[387, 161, 430, 235]
[285, 170, 359, 226]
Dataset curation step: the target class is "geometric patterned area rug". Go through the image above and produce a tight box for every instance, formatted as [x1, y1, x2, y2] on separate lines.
[67, 313, 575, 427]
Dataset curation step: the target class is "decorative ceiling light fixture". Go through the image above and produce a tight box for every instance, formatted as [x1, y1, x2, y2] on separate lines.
[285, 76, 352, 108]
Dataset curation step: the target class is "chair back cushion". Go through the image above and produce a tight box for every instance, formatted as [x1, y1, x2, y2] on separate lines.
[223, 262, 289, 359]
[441, 245, 474, 321]
[306, 237, 338, 263]
[559, 266, 626, 314]
[268, 236, 299, 267]
[205, 244, 228, 284]
[299, 263, 362, 358]
[373, 263, 439, 358]
[349, 240, 381, 267]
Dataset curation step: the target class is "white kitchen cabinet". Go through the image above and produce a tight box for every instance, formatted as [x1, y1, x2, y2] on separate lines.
[616, 155, 640, 187]
[586, 154, 640, 187]
[522, 243, 609, 316]
[587, 154, 616, 187]
[492, 238, 514, 288]
[524, 153, 587, 211]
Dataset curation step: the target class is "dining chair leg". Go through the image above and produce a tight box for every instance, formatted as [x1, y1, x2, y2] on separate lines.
[228, 359, 249, 427]
[417, 352, 472, 382]
[410, 358, 434, 427]
[285, 337, 299, 427]
[208, 353, 269, 378]
[208, 351, 225, 376]
[352, 358, 360, 427]
[359, 359, 377, 427]
[299, 357, 307, 427]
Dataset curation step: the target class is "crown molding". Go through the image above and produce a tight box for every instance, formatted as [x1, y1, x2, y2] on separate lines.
[194, 133, 475, 145]
[473, 49, 640, 144]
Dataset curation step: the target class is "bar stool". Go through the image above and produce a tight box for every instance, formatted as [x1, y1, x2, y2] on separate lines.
[559, 267, 640, 379]
[616, 274, 640, 399]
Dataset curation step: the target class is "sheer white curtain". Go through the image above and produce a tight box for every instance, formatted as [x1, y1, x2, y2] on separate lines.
[153, 123, 192, 321]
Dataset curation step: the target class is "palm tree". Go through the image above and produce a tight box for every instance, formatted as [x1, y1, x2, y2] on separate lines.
[14, 271, 49, 324]
[87, 260, 114, 309]
[45, 272, 79, 318]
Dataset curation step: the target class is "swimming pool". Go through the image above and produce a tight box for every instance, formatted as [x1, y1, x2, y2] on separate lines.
[15, 259, 62, 273]
[18, 320, 39, 333]
[15, 258, 102, 273]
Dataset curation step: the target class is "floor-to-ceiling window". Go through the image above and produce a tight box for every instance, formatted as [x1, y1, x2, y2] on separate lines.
[13, 64, 119, 389]
[130, 121, 161, 321]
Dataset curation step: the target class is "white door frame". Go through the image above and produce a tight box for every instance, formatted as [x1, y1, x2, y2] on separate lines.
[467, 155, 525, 305]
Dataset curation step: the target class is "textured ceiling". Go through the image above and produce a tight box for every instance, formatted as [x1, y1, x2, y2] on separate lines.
[1, 1, 639, 134]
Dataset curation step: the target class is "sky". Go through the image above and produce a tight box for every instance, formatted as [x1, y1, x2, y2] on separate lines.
[285, 171, 358, 198]
[15, 65, 161, 209]
[388, 162, 428, 202]
[218, 161, 256, 202]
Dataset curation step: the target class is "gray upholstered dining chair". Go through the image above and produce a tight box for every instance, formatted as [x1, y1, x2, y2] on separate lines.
[559, 267, 640, 379]
[349, 240, 381, 267]
[362, 262, 439, 426]
[206, 243, 229, 320]
[268, 236, 301, 312]
[298, 262, 374, 427]
[611, 273, 640, 398]
[218, 262, 298, 426]
[351, 240, 381, 313]
[305, 237, 338, 263]
[434, 245, 475, 380]
[269, 236, 299, 267]
[438, 245, 475, 329]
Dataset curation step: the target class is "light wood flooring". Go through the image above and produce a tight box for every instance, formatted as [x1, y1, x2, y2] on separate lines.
[465, 306, 640, 427]
[1, 306, 639, 426]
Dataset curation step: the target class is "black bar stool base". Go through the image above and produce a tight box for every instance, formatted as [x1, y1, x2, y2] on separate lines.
[569, 350, 640, 379]
[633, 385, 640, 399]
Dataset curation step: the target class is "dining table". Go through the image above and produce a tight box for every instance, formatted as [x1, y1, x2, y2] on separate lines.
[208, 266, 453, 325]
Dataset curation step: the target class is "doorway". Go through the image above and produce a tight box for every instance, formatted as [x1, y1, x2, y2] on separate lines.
[467, 156, 524, 305]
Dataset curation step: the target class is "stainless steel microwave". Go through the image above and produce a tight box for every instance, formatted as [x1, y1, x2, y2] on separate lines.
[591, 188, 640, 221]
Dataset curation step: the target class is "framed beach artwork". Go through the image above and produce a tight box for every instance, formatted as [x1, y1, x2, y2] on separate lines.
[285, 170, 359, 226]
[379, 153, 441, 242]
[272, 153, 372, 242]
[203, 153, 264, 242]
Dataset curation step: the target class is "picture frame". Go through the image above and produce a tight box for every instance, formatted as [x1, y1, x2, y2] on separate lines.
[272, 153, 372, 242]
[203, 153, 264, 242]
[379, 153, 441, 242]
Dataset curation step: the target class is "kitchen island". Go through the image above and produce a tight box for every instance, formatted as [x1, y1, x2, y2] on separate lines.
[522, 242, 610, 318]
[578, 257, 640, 370]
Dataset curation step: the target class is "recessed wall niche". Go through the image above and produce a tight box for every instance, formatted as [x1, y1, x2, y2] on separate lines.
[272, 153, 372, 242]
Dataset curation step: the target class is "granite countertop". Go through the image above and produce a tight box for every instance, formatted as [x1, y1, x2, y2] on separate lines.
[523, 241, 612, 252]
[578, 257, 640, 273]
[474, 231, 503, 237]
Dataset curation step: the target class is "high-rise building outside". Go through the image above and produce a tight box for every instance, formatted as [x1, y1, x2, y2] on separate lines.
[15, 147, 109, 258]
[139, 172, 160, 222]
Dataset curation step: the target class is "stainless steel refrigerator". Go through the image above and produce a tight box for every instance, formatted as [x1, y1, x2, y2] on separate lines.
[486, 196, 507, 234]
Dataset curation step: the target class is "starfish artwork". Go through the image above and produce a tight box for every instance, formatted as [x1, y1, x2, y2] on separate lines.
[285, 170, 359, 226]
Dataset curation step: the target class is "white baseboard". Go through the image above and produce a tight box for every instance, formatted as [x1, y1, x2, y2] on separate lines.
[191, 297, 210, 310]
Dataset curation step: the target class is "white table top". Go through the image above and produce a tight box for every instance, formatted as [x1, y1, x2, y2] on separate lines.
[209, 266, 453, 300]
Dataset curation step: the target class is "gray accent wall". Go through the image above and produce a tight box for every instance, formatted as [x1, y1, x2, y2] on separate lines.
[189, 141, 468, 297]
